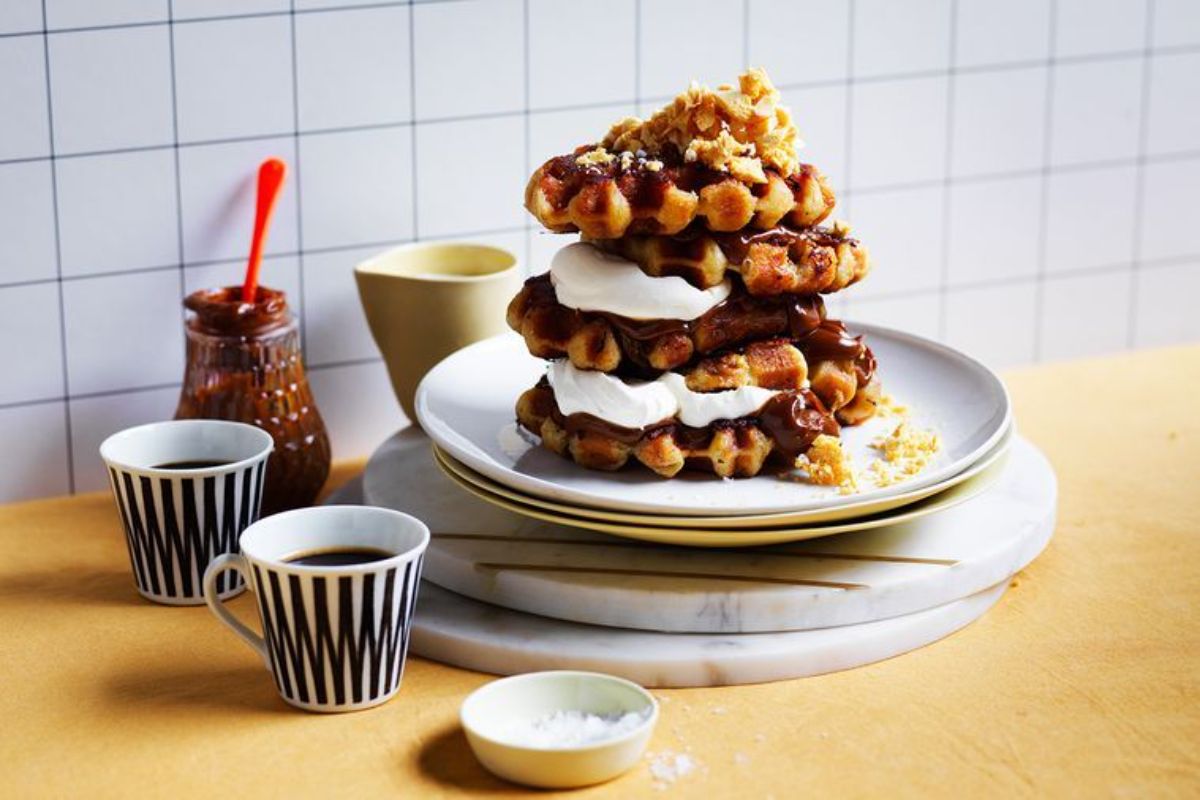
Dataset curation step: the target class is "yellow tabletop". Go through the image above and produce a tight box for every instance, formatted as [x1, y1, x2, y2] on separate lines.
[3, 346, 1198, 798]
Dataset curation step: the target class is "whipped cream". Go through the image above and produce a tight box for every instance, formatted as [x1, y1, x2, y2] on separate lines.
[547, 360, 676, 429]
[546, 361, 780, 430]
[657, 372, 779, 428]
[550, 242, 730, 321]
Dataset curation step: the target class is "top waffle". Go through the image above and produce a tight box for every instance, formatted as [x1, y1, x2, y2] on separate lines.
[524, 68, 839, 238]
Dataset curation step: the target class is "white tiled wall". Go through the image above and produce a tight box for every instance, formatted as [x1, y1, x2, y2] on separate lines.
[1, 0, 1198, 502]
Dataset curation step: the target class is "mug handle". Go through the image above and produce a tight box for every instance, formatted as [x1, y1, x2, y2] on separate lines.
[203, 554, 269, 668]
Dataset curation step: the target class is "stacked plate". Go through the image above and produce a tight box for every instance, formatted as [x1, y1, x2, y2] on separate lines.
[415, 326, 1014, 547]
[343, 326, 1058, 687]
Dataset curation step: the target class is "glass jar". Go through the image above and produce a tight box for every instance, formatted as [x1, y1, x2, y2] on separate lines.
[174, 285, 331, 514]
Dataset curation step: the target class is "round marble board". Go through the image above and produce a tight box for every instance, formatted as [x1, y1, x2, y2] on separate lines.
[408, 581, 1009, 688]
[361, 429, 1056, 634]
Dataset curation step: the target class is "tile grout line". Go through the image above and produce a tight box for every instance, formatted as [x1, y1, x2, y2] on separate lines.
[38, 0, 75, 494]
[742, 0, 750, 68]
[936, 0, 959, 341]
[1031, 0, 1058, 361]
[165, 1, 188, 330]
[839, 0, 856, 316]
[1126, 0, 1158, 349]
[408, 0, 419, 241]
[521, 0, 532, 275]
[7, 247, 1197, 417]
[287, 0, 307, 350]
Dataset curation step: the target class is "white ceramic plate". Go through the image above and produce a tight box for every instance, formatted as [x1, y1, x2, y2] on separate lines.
[431, 423, 1012, 531]
[415, 327, 1010, 517]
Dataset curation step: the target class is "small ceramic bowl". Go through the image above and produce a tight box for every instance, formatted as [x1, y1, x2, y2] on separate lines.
[460, 671, 658, 789]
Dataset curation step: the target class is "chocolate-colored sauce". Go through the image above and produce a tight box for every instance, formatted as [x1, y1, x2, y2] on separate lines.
[757, 392, 840, 458]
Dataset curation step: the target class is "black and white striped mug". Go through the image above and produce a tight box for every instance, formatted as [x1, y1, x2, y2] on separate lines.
[100, 420, 274, 606]
[202, 506, 429, 713]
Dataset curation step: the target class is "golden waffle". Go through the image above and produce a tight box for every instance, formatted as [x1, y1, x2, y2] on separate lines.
[525, 150, 836, 238]
[586, 223, 870, 295]
[506, 275, 879, 419]
[516, 381, 839, 479]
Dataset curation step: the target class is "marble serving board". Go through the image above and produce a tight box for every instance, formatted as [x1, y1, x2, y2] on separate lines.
[360, 430, 1056, 633]
[408, 581, 1010, 688]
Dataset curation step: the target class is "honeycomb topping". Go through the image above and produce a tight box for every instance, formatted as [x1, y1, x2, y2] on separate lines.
[600, 68, 799, 184]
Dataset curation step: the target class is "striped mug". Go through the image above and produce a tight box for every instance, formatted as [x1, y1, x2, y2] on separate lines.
[100, 420, 274, 606]
[203, 506, 429, 713]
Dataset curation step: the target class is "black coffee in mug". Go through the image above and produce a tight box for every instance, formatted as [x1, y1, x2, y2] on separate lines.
[153, 459, 233, 470]
[283, 547, 394, 568]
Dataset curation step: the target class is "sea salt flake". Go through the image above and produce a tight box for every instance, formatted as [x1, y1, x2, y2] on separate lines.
[502, 708, 649, 749]
[648, 750, 697, 788]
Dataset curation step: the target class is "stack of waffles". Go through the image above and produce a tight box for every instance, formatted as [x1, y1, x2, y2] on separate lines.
[508, 69, 881, 480]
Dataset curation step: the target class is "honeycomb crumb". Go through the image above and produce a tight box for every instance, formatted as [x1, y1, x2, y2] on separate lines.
[600, 67, 799, 183]
[575, 147, 616, 167]
[868, 422, 941, 487]
[875, 393, 909, 417]
[830, 219, 853, 238]
[801, 434, 857, 493]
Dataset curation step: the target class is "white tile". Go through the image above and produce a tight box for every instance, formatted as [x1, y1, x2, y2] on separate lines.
[823, 290, 848, 322]
[748, 0, 850, 85]
[0, 283, 64, 404]
[529, 0, 635, 110]
[782, 84, 847, 192]
[45, 0, 167, 28]
[183, 254, 301, 312]
[295, 0, 397, 9]
[48, 26, 174, 154]
[529, 230, 577, 276]
[295, 6, 411, 131]
[944, 281, 1038, 368]
[300, 245, 378, 366]
[413, 0, 523, 119]
[1140, 159, 1200, 262]
[843, 185, 944, 299]
[172, 0, 288, 18]
[946, 175, 1042, 286]
[0, 1, 42, 34]
[639, 0, 745, 99]
[0, 36, 50, 161]
[848, 292, 941, 341]
[62, 270, 184, 395]
[69, 386, 179, 492]
[415, 116, 525, 238]
[850, 76, 947, 189]
[1049, 59, 1141, 167]
[56, 149, 179, 277]
[177, 136, 299, 263]
[173, 15, 294, 143]
[955, 0, 1050, 68]
[299, 127, 413, 250]
[1133, 260, 1200, 347]
[1045, 165, 1137, 274]
[1039, 269, 1130, 361]
[0, 403, 70, 502]
[1146, 52, 1200, 158]
[528, 104, 632, 166]
[1153, 0, 1200, 48]
[0, 160, 58, 284]
[309, 359, 408, 457]
[853, 0, 952, 77]
[1055, 0, 1147, 58]
[951, 67, 1047, 178]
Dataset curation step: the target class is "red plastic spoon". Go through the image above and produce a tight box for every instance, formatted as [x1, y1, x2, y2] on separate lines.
[241, 157, 287, 303]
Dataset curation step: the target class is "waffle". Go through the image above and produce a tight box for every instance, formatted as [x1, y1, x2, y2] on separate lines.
[506, 274, 878, 417]
[516, 380, 839, 478]
[525, 150, 836, 239]
[585, 223, 869, 295]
